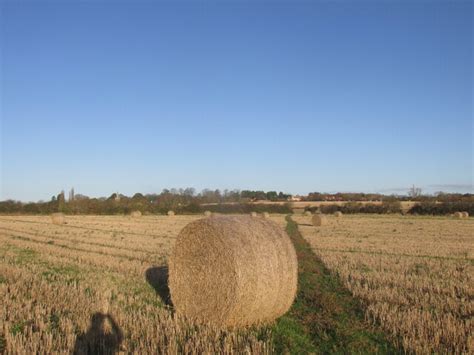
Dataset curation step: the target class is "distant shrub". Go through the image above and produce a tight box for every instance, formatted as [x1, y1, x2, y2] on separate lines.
[408, 202, 474, 216]
[191, 203, 292, 215]
[177, 202, 201, 214]
[308, 202, 402, 215]
[317, 205, 339, 214]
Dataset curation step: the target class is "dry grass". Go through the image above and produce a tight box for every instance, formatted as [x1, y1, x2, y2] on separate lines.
[293, 214, 474, 353]
[169, 216, 297, 327]
[0, 214, 287, 353]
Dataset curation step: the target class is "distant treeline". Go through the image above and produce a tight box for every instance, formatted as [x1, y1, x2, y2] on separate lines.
[305, 200, 474, 216]
[407, 201, 473, 216]
[304, 192, 474, 203]
[305, 202, 403, 215]
[0, 189, 472, 216]
[304, 192, 386, 202]
[0, 189, 293, 215]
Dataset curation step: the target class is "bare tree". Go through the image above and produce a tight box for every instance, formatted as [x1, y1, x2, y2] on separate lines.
[408, 185, 422, 198]
[69, 187, 75, 202]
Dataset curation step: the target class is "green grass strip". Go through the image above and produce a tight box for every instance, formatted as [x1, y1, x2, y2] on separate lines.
[271, 216, 399, 354]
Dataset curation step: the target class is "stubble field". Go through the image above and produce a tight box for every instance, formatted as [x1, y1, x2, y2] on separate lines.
[0, 215, 286, 354]
[1, 213, 472, 353]
[293, 213, 473, 353]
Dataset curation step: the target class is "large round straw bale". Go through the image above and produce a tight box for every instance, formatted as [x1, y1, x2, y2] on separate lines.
[250, 211, 257, 217]
[169, 215, 298, 328]
[262, 212, 270, 218]
[51, 213, 65, 225]
[461, 211, 469, 218]
[454, 212, 463, 219]
[334, 211, 343, 218]
[304, 211, 312, 216]
[167, 210, 175, 216]
[312, 214, 328, 226]
[130, 210, 142, 218]
[204, 211, 212, 217]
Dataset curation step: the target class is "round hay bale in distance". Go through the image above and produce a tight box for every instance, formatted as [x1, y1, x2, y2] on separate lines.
[454, 212, 463, 219]
[167, 210, 175, 216]
[169, 215, 298, 328]
[51, 213, 65, 225]
[312, 214, 328, 226]
[204, 211, 212, 217]
[262, 212, 270, 218]
[130, 210, 142, 218]
[461, 211, 469, 218]
[334, 211, 343, 217]
[304, 210, 312, 216]
[250, 211, 258, 217]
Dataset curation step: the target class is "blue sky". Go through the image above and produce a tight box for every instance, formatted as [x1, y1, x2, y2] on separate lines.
[1, 0, 472, 201]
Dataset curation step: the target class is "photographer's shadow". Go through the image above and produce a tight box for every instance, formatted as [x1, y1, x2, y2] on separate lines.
[73, 313, 123, 355]
[145, 266, 173, 307]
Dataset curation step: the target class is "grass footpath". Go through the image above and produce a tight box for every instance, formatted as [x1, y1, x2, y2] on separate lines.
[271, 216, 398, 354]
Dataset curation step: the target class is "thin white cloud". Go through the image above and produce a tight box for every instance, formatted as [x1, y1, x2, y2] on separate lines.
[376, 187, 409, 193]
[428, 184, 472, 190]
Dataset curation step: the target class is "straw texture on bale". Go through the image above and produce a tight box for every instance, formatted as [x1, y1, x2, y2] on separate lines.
[312, 214, 328, 226]
[169, 215, 298, 328]
[250, 212, 258, 217]
[334, 211, 343, 217]
[167, 210, 175, 216]
[461, 211, 469, 218]
[454, 212, 463, 219]
[304, 211, 312, 216]
[130, 210, 142, 218]
[204, 211, 212, 217]
[51, 213, 65, 225]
